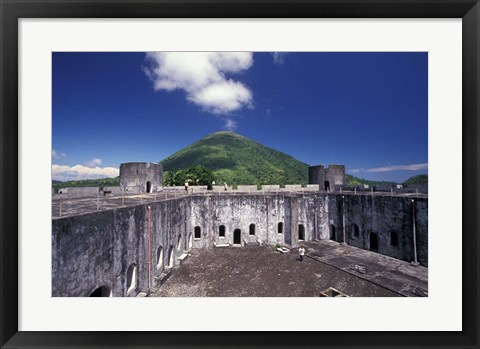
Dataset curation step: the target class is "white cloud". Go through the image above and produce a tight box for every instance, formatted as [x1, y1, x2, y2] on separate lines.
[52, 149, 66, 159]
[188, 80, 252, 114]
[224, 118, 238, 131]
[144, 52, 254, 114]
[349, 163, 428, 173]
[52, 164, 119, 181]
[271, 52, 287, 65]
[84, 158, 102, 168]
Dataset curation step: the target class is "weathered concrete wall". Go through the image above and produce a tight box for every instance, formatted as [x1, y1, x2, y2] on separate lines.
[119, 162, 163, 193]
[191, 186, 208, 193]
[52, 207, 144, 297]
[285, 184, 302, 191]
[52, 198, 188, 297]
[305, 184, 320, 191]
[53, 186, 124, 200]
[212, 185, 228, 192]
[56, 187, 100, 199]
[262, 185, 280, 191]
[188, 194, 325, 249]
[150, 198, 189, 271]
[104, 186, 124, 196]
[52, 192, 428, 296]
[124, 186, 143, 194]
[163, 186, 186, 191]
[402, 184, 428, 194]
[193, 193, 427, 266]
[236, 185, 258, 192]
[316, 195, 330, 240]
[326, 194, 428, 266]
[52, 193, 68, 200]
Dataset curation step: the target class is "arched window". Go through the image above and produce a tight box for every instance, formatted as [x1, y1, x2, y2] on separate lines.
[351, 223, 360, 239]
[156, 246, 163, 269]
[219, 225, 226, 237]
[298, 224, 305, 241]
[194, 226, 201, 239]
[233, 229, 241, 245]
[330, 225, 336, 241]
[126, 264, 137, 294]
[390, 231, 399, 247]
[324, 181, 330, 191]
[369, 233, 379, 252]
[146, 181, 151, 193]
[89, 285, 112, 297]
[249, 224, 256, 236]
[278, 222, 284, 234]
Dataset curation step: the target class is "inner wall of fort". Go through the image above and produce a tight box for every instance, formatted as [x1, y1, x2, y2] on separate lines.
[52, 193, 428, 297]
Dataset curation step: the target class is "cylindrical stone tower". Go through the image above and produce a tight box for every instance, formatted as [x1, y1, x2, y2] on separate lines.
[325, 165, 345, 188]
[308, 165, 325, 185]
[119, 162, 163, 193]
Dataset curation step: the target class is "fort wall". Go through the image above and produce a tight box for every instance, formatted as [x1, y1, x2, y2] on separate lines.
[327, 195, 428, 266]
[54, 187, 101, 199]
[52, 183, 428, 200]
[52, 193, 428, 296]
[52, 198, 187, 297]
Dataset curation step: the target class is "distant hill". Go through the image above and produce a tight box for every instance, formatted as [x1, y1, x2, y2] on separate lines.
[52, 177, 120, 191]
[403, 174, 428, 186]
[160, 131, 309, 186]
[345, 174, 397, 187]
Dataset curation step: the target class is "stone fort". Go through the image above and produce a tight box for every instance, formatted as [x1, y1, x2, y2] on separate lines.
[52, 162, 428, 297]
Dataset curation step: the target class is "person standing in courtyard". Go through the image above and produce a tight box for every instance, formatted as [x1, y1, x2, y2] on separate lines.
[224, 182, 228, 191]
[185, 181, 189, 193]
[298, 245, 305, 263]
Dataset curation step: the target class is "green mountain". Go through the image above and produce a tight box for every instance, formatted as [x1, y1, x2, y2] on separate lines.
[403, 174, 428, 186]
[160, 131, 309, 186]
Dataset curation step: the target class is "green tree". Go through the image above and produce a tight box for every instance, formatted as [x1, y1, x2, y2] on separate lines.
[403, 174, 428, 186]
[186, 165, 215, 186]
[163, 171, 175, 186]
[162, 166, 215, 186]
[173, 169, 187, 186]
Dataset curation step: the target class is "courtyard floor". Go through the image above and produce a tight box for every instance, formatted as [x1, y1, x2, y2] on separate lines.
[151, 244, 405, 297]
[304, 240, 428, 297]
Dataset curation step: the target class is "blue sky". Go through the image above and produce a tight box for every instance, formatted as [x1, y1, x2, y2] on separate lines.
[52, 52, 427, 183]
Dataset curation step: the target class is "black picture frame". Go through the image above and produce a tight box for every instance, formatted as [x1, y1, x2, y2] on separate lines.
[1, 0, 478, 348]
